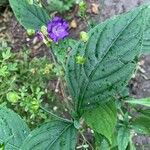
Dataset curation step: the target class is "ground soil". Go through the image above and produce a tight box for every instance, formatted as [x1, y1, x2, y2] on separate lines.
[0, 0, 150, 149]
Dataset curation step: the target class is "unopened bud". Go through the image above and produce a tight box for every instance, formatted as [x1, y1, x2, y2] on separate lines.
[76, 55, 86, 64]
[41, 25, 48, 35]
[36, 31, 45, 41]
[27, 29, 35, 36]
[80, 31, 89, 42]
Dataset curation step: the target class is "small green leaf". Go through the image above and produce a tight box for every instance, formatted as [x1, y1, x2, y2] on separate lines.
[125, 97, 150, 107]
[83, 101, 117, 143]
[9, 0, 50, 30]
[2, 49, 11, 60]
[0, 66, 8, 77]
[0, 106, 30, 150]
[131, 116, 150, 135]
[117, 127, 130, 150]
[20, 120, 77, 150]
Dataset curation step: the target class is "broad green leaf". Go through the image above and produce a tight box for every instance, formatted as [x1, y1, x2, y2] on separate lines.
[111, 147, 118, 150]
[20, 120, 77, 150]
[95, 133, 110, 150]
[66, 5, 150, 113]
[125, 97, 150, 107]
[9, 0, 50, 30]
[83, 101, 117, 143]
[110, 132, 118, 150]
[142, 5, 150, 54]
[117, 127, 130, 150]
[139, 109, 150, 117]
[129, 141, 136, 150]
[95, 132, 118, 150]
[131, 115, 150, 135]
[0, 106, 30, 150]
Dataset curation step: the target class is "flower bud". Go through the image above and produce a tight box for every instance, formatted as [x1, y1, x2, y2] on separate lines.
[36, 31, 45, 41]
[76, 55, 86, 64]
[41, 25, 48, 36]
[27, 29, 35, 36]
[80, 31, 89, 42]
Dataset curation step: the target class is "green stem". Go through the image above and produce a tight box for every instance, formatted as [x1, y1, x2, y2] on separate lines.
[49, 48, 72, 112]
[79, 130, 94, 150]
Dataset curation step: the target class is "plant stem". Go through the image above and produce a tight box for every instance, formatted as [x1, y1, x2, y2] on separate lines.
[79, 130, 94, 150]
[49, 48, 72, 112]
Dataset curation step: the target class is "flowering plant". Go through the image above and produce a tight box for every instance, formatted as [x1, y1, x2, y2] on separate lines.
[47, 17, 69, 42]
[1, 0, 150, 150]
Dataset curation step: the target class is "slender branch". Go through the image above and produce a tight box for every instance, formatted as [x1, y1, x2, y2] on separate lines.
[49, 48, 72, 112]
[79, 130, 94, 150]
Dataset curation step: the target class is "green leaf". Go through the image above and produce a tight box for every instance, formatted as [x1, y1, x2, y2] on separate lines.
[20, 120, 77, 150]
[0, 106, 30, 150]
[9, 0, 50, 30]
[83, 101, 117, 143]
[117, 127, 130, 150]
[125, 97, 150, 107]
[129, 141, 136, 150]
[2, 49, 11, 60]
[139, 109, 150, 117]
[142, 6, 150, 54]
[66, 5, 150, 113]
[131, 115, 150, 135]
[95, 133, 110, 150]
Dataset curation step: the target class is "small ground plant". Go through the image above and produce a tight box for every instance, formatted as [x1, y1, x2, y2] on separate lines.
[41, 0, 76, 13]
[0, 41, 58, 128]
[0, 0, 150, 150]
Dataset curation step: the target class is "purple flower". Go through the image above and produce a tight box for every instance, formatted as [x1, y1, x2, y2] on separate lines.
[36, 31, 44, 41]
[47, 17, 69, 42]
